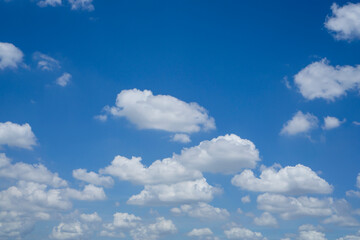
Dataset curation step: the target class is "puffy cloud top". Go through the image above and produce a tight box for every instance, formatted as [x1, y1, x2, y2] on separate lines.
[73, 168, 114, 187]
[294, 59, 360, 101]
[280, 111, 318, 136]
[325, 3, 360, 40]
[0, 153, 67, 188]
[257, 193, 333, 219]
[188, 228, 213, 237]
[323, 116, 344, 130]
[127, 178, 220, 205]
[175, 134, 260, 174]
[171, 202, 230, 220]
[231, 164, 333, 195]
[0, 122, 37, 149]
[100, 155, 202, 185]
[103, 89, 215, 134]
[0, 42, 23, 70]
[224, 227, 266, 240]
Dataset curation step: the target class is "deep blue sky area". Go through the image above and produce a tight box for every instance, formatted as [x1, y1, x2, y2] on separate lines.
[0, 0, 360, 239]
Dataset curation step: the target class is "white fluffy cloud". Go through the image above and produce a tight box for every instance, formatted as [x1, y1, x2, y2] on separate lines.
[0, 154, 107, 239]
[101, 134, 260, 184]
[127, 178, 220, 205]
[33, 52, 60, 70]
[100, 155, 202, 185]
[253, 212, 277, 227]
[325, 3, 360, 40]
[100, 134, 257, 205]
[175, 134, 260, 174]
[171, 202, 229, 220]
[294, 59, 360, 101]
[0, 42, 23, 70]
[258, 194, 358, 226]
[130, 217, 177, 240]
[241, 195, 251, 203]
[0, 211, 39, 239]
[80, 212, 102, 223]
[65, 184, 106, 201]
[323, 199, 360, 227]
[0, 122, 37, 149]
[100, 212, 142, 238]
[280, 111, 318, 135]
[257, 193, 333, 219]
[323, 116, 344, 130]
[188, 228, 213, 237]
[0, 153, 67, 187]
[0, 181, 71, 214]
[73, 168, 114, 187]
[297, 225, 327, 240]
[224, 227, 266, 240]
[56, 72, 72, 87]
[172, 133, 191, 143]
[68, 0, 94, 11]
[102, 89, 215, 134]
[231, 164, 333, 195]
[50, 221, 86, 240]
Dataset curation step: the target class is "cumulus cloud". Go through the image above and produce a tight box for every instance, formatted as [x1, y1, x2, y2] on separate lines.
[325, 3, 360, 40]
[171, 202, 229, 220]
[103, 212, 141, 231]
[0, 122, 36, 149]
[68, 0, 94, 11]
[280, 111, 318, 135]
[0, 155, 106, 238]
[175, 134, 260, 174]
[224, 227, 266, 240]
[0, 42, 23, 70]
[102, 89, 215, 134]
[100, 134, 257, 205]
[241, 195, 251, 203]
[100, 155, 202, 185]
[56, 72, 72, 87]
[323, 214, 359, 227]
[127, 178, 220, 205]
[258, 194, 358, 226]
[231, 164, 333, 195]
[297, 225, 327, 240]
[80, 212, 102, 223]
[50, 221, 86, 240]
[65, 184, 106, 201]
[0, 211, 39, 239]
[0, 181, 72, 214]
[188, 228, 213, 237]
[172, 133, 191, 143]
[130, 217, 177, 240]
[33, 52, 60, 70]
[323, 116, 344, 130]
[254, 212, 277, 227]
[323, 199, 360, 227]
[294, 59, 360, 101]
[257, 193, 333, 219]
[73, 168, 114, 187]
[0, 153, 67, 187]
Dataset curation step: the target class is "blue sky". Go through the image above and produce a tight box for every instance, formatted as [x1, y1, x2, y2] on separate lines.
[1, 0, 360, 239]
